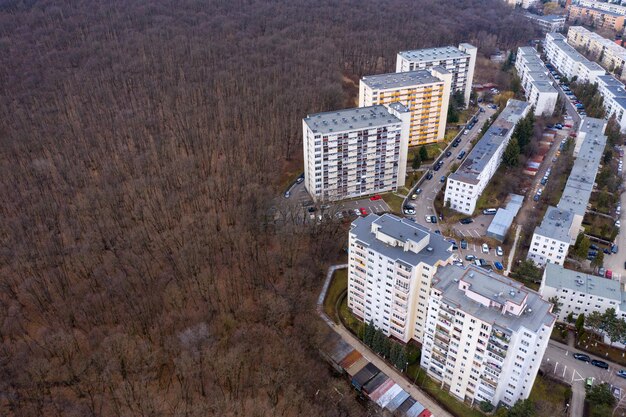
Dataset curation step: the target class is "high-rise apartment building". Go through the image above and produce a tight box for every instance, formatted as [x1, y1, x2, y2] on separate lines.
[359, 68, 452, 146]
[421, 265, 555, 407]
[347, 213, 455, 343]
[302, 104, 410, 202]
[396, 44, 477, 107]
[444, 100, 530, 215]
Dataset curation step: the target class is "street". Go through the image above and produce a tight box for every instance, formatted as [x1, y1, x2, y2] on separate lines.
[603, 148, 626, 279]
[544, 340, 626, 417]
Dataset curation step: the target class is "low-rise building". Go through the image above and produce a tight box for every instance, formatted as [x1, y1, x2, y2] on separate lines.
[567, 26, 626, 80]
[544, 32, 605, 84]
[421, 265, 556, 407]
[528, 118, 607, 266]
[347, 213, 455, 344]
[486, 194, 524, 242]
[444, 100, 530, 215]
[396, 44, 477, 107]
[302, 104, 409, 202]
[540, 263, 626, 321]
[568, 4, 626, 31]
[359, 68, 452, 146]
[525, 14, 566, 33]
[515, 46, 559, 116]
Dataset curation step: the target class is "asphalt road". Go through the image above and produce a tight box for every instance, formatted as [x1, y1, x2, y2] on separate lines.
[543, 340, 626, 417]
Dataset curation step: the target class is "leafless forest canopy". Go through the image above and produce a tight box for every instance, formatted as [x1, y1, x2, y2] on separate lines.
[0, 1, 535, 416]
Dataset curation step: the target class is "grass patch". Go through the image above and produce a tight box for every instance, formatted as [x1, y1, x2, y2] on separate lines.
[576, 332, 626, 367]
[408, 143, 443, 163]
[323, 268, 348, 323]
[550, 322, 570, 345]
[413, 372, 486, 417]
[382, 193, 405, 214]
[338, 293, 365, 339]
[529, 373, 571, 416]
[582, 213, 619, 242]
[406, 170, 425, 189]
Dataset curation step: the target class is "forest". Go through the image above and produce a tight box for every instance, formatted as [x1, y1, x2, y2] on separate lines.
[0, 1, 537, 416]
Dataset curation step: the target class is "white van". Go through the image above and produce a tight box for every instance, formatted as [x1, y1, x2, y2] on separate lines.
[483, 208, 497, 215]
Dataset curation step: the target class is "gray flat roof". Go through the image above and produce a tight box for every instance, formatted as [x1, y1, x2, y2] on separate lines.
[487, 194, 524, 239]
[544, 263, 623, 302]
[388, 102, 410, 112]
[361, 70, 443, 90]
[304, 105, 400, 135]
[548, 33, 593, 63]
[350, 214, 452, 268]
[598, 75, 626, 98]
[449, 100, 529, 183]
[398, 45, 470, 62]
[572, 3, 624, 16]
[527, 13, 566, 23]
[534, 206, 574, 243]
[434, 265, 555, 333]
[533, 80, 559, 93]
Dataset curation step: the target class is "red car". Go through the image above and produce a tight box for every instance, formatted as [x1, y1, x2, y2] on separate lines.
[606, 269, 613, 279]
[359, 207, 368, 216]
[370, 195, 382, 201]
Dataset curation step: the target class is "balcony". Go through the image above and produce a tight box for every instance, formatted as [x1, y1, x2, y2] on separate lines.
[486, 343, 507, 359]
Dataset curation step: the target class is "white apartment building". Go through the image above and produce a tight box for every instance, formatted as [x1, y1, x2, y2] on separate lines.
[528, 118, 607, 266]
[525, 14, 566, 33]
[444, 100, 530, 215]
[596, 75, 626, 131]
[396, 44, 477, 107]
[506, 0, 539, 9]
[347, 213, 455, 343]
[567, 26, 626, 80]
[575, 0, 626, 16]
[302, 104, 410, 202]
[540, 263, 626, 322]
[359, 68, 452, 146]
[544, 33, 605, 84]
[515, 47, 559, 116]
[421, 265, 555, 407]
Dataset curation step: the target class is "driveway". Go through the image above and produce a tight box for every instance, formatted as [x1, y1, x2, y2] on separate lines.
[603, 147, 625, 280]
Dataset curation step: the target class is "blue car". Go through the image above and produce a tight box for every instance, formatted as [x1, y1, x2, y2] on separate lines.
[617, 370, 626, 379]
[440, 176, 446, 183]
[494, 261, 504, 271]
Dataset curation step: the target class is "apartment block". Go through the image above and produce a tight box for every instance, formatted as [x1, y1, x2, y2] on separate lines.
[347, 213, 455, 344]
[528, 118, 607, 266]
[567, 26, 626, 80]
[359, 68, 452, 146]
[525, 14, 566, 33]
[506, 0, 539, 9]
[540, 263, 626, 322]
[396, 44, 477, 107]
[302, 105, 409, 202]
[596, 75, 626, 131]
[544, 33, 605, 84]
[515, 47, 559, 116]
[574, 0, 626, 16]
[568, 4, 626, 31]
[444, 100, 530, 215]
[421, 265, 555, 407]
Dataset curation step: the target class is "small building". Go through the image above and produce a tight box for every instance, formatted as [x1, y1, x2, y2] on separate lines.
[525, 13, 566, 33]
[486, 194, 524, 241]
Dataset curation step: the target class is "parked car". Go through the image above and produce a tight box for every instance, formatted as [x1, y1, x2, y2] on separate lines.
[440, 175, 446, 183]
[533, 194, 540, 202]
[540, 177, 548, 185]
[445, 150, 452, 157]
[403, 205, 416, 215]
[460, 218, 473, 224]
[359, 207, 368, 216]
[353, 208, 361, 216]
[494, 261, 504, 270]
[296, 176, 304, 184]
[370, 195, 382, 201]
[591, 359, 609, 369]
[284, 191, 291, 198]
[465, 254, 476, 261]
[598, 267, 606, 277]
[616, 370, 626, 379]
[431, 215, 438, 223]
[452, 141, 460, 148]
[612, 244, 618, 254]
[617, 220, 621, 228]
[482, 243, 489, 254]
[426, 171, 433, 180]
[457, 151, 466, 160]
[461, 239, 468, 249]
[607, 269, 613, 279]
[573, 353, 591, 362]
[483, 208, 497, 215]
[496, 246, 504, 256]
[425, 215, 432, 223]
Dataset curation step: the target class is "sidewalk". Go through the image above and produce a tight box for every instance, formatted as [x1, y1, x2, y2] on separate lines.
[318, 265, 453, 417]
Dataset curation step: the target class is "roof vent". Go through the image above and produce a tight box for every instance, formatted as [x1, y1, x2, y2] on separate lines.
[509, 290, 516, 297]
[469, 272, 475, 278]
[427, 247, 433, 252]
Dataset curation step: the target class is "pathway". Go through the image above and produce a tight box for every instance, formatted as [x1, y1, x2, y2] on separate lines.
[504, 224, 521, 277]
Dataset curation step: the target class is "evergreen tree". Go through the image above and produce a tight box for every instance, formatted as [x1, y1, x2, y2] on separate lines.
[586, 311, 603, 335]
[573, 233, 591, 259]
[507, 399, 535, 417]
[390, 343, 399, 365]
[412, 153, 421, 170]
[381, 336, 391, 358]
[396, 347, 408, 370]
[364, 321, 375, 346]
[548, 296, 562, 314]
[575, 313, 585, 335]
[503, 138, 520, 167]
[419, 145, 428, 161]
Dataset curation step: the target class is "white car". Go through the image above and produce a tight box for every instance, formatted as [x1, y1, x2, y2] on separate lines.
[425, 215, 432, 223]
[496, 246, 504, 256]
[482, 243, 489, 254]
[617, 220, 621, 228]
[353, 209, 361, 216]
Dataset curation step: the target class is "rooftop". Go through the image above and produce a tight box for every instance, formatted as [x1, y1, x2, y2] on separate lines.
[398, 45, 470, 63]
[598, 74, 626, 98]
[526, 13, 566, 23]
[350, 213, 453, 268]
[487, 194, 524, 239]
[569, 26, 626, 60]
[534, 206, 574, 243]
[449, 99, 529, 184]
[532, 79, 559, 93]
[544, 263, 624, 302]
[361, 69, 443, 90]
[434, 265, 555, 333]
[304, 105, 400, 135]
[571, 3, 624, 17]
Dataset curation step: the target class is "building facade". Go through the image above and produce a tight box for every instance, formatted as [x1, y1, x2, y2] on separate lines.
[525, 14, 566, 33]
[396, 44, 477, 107]
[567, 26, 626, 81]
[515, 46, 559, 116]
[421, 265, 555, 407]
[359, 68, 452, 146]
[596, 75, 626, 131]
[444, 100, 530, 215]
[347, 213, 455, 343]
[574, 0, 626, 16]
[544, 32, 605, 84]
[540, 263, 626, 322]
[568, 4, 626, 31]
[528, 118, 607, 266]
[302, 105, 409, 202]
